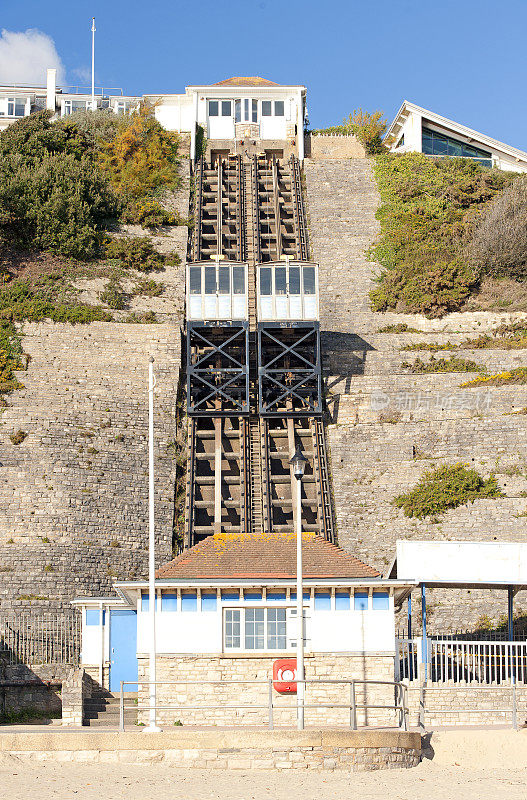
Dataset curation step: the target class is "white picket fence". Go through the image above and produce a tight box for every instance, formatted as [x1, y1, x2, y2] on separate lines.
[396, 637, 527, 685]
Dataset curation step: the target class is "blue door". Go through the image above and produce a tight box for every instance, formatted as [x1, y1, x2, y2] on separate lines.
[109, 610, 138, 692]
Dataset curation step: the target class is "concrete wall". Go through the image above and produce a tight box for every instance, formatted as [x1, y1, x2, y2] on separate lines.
[137, 653, 397, 727]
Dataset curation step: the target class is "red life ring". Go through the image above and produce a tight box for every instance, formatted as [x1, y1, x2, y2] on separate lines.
[273, 658, 297, 693]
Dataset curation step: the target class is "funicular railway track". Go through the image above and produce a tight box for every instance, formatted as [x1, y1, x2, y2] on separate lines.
[184, 152, 334, 547]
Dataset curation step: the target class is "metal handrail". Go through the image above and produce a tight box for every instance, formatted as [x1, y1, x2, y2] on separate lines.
[118, 677, 408, 733]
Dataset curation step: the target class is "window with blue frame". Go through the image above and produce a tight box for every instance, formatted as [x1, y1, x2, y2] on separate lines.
[372, 591, 389, 611]
[161, 593, 178, 612]
[221, 590, 239, 601]
[141, 593, 150, 612]
[201, 593, 217, 612]
[267, 591, 286, 601]
[354, 591, 369, 611]
[314, 592, 331, 610]
[181, 593, 197, 612]
[422, 126, 492, 166]
[86, 609, 105, 625]
[335, 591, 350, 611]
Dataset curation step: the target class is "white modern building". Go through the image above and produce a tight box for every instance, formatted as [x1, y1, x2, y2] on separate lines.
[0, 71, 306, 159]
[385, 100, 527, 172]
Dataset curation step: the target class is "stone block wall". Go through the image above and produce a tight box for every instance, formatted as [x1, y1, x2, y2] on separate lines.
[137, 653, 398, 727]
[0, 660, 68, 719]
[0, 321, 183, 610]
[305, 157, 527, 632]
[407, 685, 527, 728]
[305, 134, 366, 160]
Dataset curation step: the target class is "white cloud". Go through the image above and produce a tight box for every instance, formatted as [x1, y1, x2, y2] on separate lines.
[0, 29, 65, 86]
[72, 66, 92, 85]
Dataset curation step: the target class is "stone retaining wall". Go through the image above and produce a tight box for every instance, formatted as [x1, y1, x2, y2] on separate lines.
[305, 134, 366, 160]
[0, 729, 421, 771]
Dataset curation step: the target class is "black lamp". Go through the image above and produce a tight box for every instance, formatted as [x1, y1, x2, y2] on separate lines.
[289, 445, 307, 480]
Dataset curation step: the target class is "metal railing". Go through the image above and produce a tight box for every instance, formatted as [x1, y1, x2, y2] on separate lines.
[0, 611, 80, 665]
[397, 637, 527, 685]
[118, 678, 408, 732]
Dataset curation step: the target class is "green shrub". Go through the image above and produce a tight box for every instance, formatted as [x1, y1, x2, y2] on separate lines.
[393, 463, 503, 518]
[378, 323, 422, 333]
[0, 279, 112, 324]
[104, 237, 164, 272]
[401, 356, 485, 373]
[369, 153, 513, 316]
[133, 279, 164, 297]
[0, 112, 119, 259]
[99, 276, 127, 309]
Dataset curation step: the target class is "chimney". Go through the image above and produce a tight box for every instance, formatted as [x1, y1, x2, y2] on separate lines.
[46, 68, 56, 111]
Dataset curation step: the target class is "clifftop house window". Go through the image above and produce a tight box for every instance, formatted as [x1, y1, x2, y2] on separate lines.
[422, 126, 492, 166]
[224, 607, 287, 651]
[7, 97, 26, 117]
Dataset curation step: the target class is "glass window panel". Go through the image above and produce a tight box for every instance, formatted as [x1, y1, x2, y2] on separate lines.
[267, 591, 286, 601]
[422, 136, 434, 155]
[221, 100, 232, 117]
[303, 266, 316, 295]
[201, 593, 217, 612]
[289, 266, 300, 295]
[208, 100, 219, 117]
[335, 592, 350, 610]
[218, 266, 230, 294]
[233, 266, 245, 294]
[262, 100, 272, 117]
[275, 267, 287, 295]
[181, 593, 197, 612]
[372, 592, 390, 611]
[161, 593, 178, 611]
[260, 267, 272, 295]
[267, 608, 286, 649]
[274, 101, 285, 117]
[432, 138, 448, 155]
[204, 266, 217, 294]
[86, 609, 101, 626]
[141, 593, 149, 612]
[290, 592, 310, 601]
[448, 139, 463, 157]
[245, 608, 265, 649]
[354, 591, 369, 611]
[252, 99, 258, 122]
[244, 98, 249, 121]
[189, 266, 201, 294]
[235, 99, 241, 123]
[314, 592, 331, 610]
[225, 608, 241, 648]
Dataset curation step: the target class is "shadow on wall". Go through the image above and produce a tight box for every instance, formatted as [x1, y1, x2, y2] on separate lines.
[0, 654, 64, 723]
[321, 331, 376, 423]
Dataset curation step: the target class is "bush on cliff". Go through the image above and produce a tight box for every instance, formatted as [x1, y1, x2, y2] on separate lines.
[369, 153, 513, 316]
[393, 463, 503, 519]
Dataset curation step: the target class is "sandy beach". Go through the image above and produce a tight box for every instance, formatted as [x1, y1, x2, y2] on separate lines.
[0, 757, 526, 800]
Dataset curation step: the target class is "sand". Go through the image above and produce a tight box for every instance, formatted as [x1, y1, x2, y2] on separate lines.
[0, 758, 526, 800]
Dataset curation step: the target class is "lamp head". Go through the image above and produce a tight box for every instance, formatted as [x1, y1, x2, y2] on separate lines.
[289, 445, 307, 479]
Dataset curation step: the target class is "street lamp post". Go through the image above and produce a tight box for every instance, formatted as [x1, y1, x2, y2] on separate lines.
[290, 445, 307, 731]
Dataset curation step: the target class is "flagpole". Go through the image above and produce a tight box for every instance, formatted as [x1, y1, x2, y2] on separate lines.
[91, 17, 96, 110]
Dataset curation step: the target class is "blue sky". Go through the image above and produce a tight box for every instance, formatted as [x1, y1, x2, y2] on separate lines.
[1, 0, 527, 149]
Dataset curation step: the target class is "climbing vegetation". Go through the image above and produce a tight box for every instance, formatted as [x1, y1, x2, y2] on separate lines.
[401, 356, 485, 374]
[312, 108, 387, 154]
[393, 463, 503, 519]
[369, 153, 514, 316]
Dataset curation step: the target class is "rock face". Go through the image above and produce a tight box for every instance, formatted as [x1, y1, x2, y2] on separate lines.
[305, 158, 527, 631]
[0, 322, 181, 610]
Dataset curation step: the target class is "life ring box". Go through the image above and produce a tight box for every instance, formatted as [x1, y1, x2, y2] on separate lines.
[273, 658, 297, 693]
